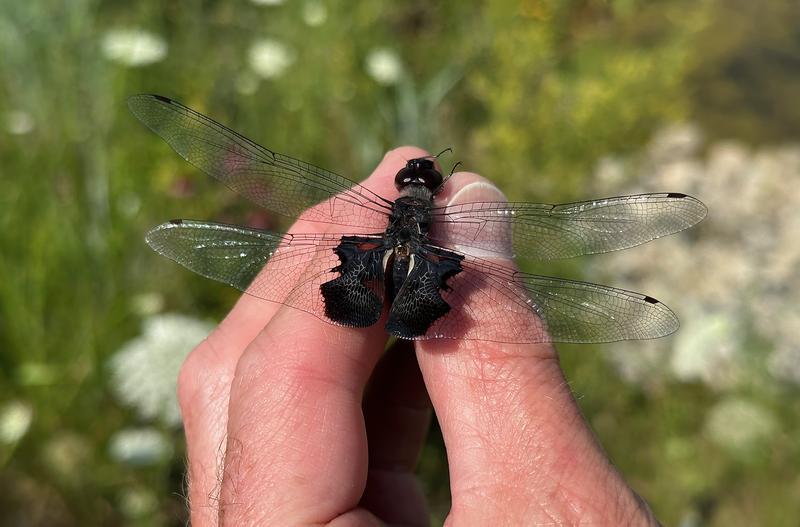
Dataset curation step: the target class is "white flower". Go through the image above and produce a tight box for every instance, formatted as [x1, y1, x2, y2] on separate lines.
[704, 398, 776, 454]
[365, 48, 403, 85]
[6, 110, 34, 135]
[109, 313, 213, 425]
[593, 156, 626, 188]
[248, 39, 294, 79]
[670, 309, 742, 389]
[0, 401, 32, 444]
[101, 29, 167, 67]
[646, 123, 703, 163]
[109, 427, 172, 465]
[303, 1, 328, 26]
[604, 341, 664, 385]
[591, 124, 800, 388]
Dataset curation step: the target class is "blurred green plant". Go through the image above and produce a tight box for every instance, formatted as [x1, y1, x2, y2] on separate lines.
[689, 0, 800, 144]
[0, 1, 798, 526]
[468, 0, 709, 200]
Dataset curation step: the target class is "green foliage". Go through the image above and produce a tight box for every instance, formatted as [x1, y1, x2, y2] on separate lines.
[689, 0, 800, 143]
[468, 0, 710, 200]
[0, 1, 796, 525]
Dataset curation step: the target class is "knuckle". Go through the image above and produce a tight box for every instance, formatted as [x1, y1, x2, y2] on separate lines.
[177, 337, 229, 411]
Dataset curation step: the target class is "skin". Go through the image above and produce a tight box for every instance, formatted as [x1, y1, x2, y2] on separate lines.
[177, 146, 661, 526]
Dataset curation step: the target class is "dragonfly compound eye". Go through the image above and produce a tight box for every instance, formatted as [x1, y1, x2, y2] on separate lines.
[394, 158, 443, 191]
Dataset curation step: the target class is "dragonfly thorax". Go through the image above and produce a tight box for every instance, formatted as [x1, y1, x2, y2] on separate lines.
[386, 196, 432, 244]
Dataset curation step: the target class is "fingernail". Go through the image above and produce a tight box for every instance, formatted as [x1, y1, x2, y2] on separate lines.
[447, 181, 507, 206]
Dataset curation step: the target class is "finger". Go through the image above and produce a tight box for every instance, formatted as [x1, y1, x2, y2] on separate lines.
[217, 147, 432, 525]
[177, 299, 276, 526]
[416, 172, 649, 525]
[179, 146, 423, 525]
[360, 339, 431, 526]
[178, 208, 337, 524]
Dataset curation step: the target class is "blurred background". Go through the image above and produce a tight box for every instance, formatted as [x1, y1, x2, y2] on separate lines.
[1, 0, 799, 525]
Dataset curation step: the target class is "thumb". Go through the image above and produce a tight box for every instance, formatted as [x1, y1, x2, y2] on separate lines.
[416, 171, 655, 525]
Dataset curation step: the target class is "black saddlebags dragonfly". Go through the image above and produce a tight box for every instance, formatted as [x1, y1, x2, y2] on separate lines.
[129, 94, 707, 344]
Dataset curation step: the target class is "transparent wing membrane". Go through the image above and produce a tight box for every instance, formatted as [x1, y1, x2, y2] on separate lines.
[147, 220, 393, 328]
[424, 257, 678, 343]
[430, 193, 707, 260]
[129, 94, 391, 229]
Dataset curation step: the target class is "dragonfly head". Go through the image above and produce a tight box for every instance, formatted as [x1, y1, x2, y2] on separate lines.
[394, 157, 443, 193]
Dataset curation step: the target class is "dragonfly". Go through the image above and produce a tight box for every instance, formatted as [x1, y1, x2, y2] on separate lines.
[129, 94, 707, 344]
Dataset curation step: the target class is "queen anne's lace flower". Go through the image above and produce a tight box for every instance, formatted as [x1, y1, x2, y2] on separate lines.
[591, 125, 800, 388]
[109, 313, 213, 425]
[365, 48, 403, 86]
[670, 308, 742, 388]
[248, 39, 294, 79]
[704, 398, 776, 454]
[101, 29, 167, 67]
[0, 401, 32, 444]
[303, 1, 328, 26]
[109, 427, 172, 466]
[6, 110, 34, 135]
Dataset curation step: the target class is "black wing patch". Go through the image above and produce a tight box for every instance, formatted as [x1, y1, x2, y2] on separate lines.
[386, 250, 464, 338]
[321, 236, 387, 327]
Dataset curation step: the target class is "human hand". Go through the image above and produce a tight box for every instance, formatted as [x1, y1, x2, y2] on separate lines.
[177, 146, 660, 526]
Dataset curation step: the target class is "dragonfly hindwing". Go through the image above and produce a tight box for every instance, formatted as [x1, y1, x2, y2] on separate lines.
[321, 236, 387, 327]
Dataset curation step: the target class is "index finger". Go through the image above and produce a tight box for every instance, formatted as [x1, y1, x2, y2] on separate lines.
[179, 147, 424, 525]
[215, 147, 431, 525]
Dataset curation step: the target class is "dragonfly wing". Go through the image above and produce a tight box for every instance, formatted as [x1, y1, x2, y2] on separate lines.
[429, 193, 707, 259]
[146, 220, 385, 325]
[420, 256, 678, 343]
[129, 95, 391, 229]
